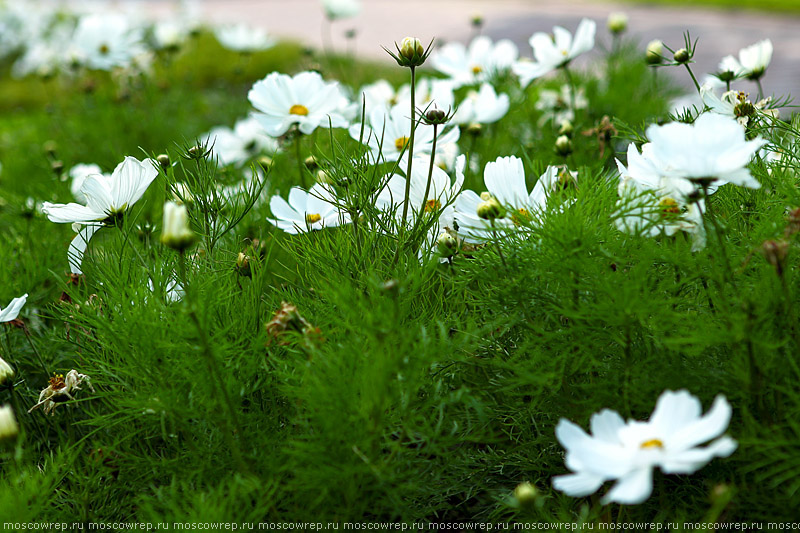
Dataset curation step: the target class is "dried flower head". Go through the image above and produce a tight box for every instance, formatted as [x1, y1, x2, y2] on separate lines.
[29, 369, 95, 416]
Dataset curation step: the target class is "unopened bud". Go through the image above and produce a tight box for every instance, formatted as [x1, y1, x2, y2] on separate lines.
[645, 40, 663, 65]
[160, 201, 196, 251]
[0, 356, 14, 386]
[466, 123, 482, 137]
[607, 12, 628, 35]
[437, 232, 457, 257]
[316, 170, 332, 185]
[554, 135, 573, 156]
[0, 405, 19, 442]
[51, 160, 64, 175]
[393, 37, 427, 67]
[470, 13, 484, 28]
[425, 106, 448, 124]
[43, 140, 58, 157]
[673, 48, 690, 64]
[304, 156, 319, 171]
[514, 482, 538, 506]
[156, 154, 171, 170]
[477, 196, 505, 220]
[558, 119, 573, 137]
[257, 156, 274, 171]
[188, 145, 206, 160]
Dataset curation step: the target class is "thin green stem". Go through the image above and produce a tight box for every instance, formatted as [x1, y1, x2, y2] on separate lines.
[683, 63, 701, 93]
[294, 129, 306, 188]
[392, 66, 417, 267]
[562, 65, 577, 117]
[755, 77, 765, 101]
[490, 219, 507, 269]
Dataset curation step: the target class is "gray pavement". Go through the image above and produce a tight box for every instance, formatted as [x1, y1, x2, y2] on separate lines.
[144, 0, 800, 98]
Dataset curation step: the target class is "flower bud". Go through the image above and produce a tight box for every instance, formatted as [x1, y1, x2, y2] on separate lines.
[645, 40, 663, 65]
[156, 154, 171, 170]
[235, 252, 252, 278]
[160, 201, 196, 251]
[51, 160, 64, 175]
[0, 405, 19, 442]
[437, 232, 457, 258]
[470, 13, 484, 28]
[391, 37, 428, 68]
[425, 106, 448, 124]
[304, 156, 319, 171]
[257, 156, 274, 171]
[43, 140, 58, 157]
[480, 192, 492, 201]
[466, 123, 482, 137]
[513, 481, 538, 506]
[607, 12, 628, 35]
[554, 135, 573, 156]
[400, 37, 424, 60]
[187, 145, 206, 160]
[0, 356, 14, 386]
[558, 119, 573, 137]
[673, 48, 690, 64]
[477, 196, 505, 220]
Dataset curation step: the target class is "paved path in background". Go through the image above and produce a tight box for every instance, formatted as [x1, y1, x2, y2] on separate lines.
[147, 0, 800, 97]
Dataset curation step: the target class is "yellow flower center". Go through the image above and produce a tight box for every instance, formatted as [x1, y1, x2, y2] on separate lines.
[471, 65, 483, 75]
[640, 439, 664, 449]
[395, 136, 409, 152]
[561, 49, 569, 56]
[424, 199, 441, 213]
[659, 197, 681, 218]
[289, 104, 309, 116]
[511, 208, 531, 226]
[306, 213, 322, 224]
[99, 43, 110, 55]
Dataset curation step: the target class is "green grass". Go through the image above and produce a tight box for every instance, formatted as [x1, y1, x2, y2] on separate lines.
[1, 28, 800, 526]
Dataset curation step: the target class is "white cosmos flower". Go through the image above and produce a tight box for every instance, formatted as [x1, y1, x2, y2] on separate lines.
[268, 183, 350, 235]
[452, 83, 509, 125]
[249, 71, 352, 137]
[351, 103, 460, 163]
[644, 113, 766, 189]
[71, 13, 146, 71]
[321, 0, 361, 20]
[153, 21, 190, 50]
[214, 24, 276, 53]
[719, 39, 772, 81]
[69, 164, 107, 204]
[42, 157, 159, 225]
[0, 294, 27, 322]
[700, 83, 773, 128]
[43, 157, 158, 275]
[204, 116, 280, 167]
[615, 143, 705, 251]
[513, 18, 596, 88]
[431, 36, 518, 88]
[454, 157, 570, 243]
[377, 155, 465, 256]
[553, 390, 737, 505]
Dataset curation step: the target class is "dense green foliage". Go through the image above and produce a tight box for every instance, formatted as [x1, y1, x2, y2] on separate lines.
[1, 28, 799, 526]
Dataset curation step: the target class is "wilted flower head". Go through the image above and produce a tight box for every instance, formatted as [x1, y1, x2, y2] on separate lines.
[553, 390, 737, 505]
[29, 370, 95, 416]
[265, 302, 321, 346]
